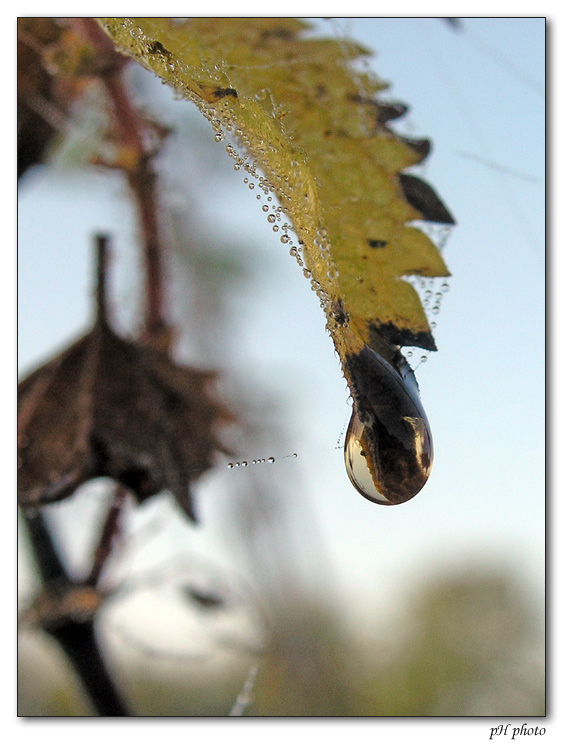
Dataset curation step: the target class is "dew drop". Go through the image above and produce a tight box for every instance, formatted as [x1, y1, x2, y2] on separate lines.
[267, 214, 276, 223]
[344, 347, 433, 505]
[227, 463, 234, 469]
[267, 457, 275, 464]
[214, 132, 224, 142]
[241, 461, 248, 467]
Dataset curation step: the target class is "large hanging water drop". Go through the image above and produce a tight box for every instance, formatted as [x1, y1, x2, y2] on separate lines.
[344, 346, 433, 505]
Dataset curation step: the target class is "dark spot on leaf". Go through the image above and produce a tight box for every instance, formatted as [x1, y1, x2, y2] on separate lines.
[398, 173, 456, 224]
[369, 320, 437, 352]
[213, 87, 238, 99]
[367, 239, 387, 249]
[399, 136, 432, 160]
[330, 298, 349, 326]
[375, 101, 409, 123]
[260, 27, 295, 43]
[347, 93, 409, 123]
[147, 41, 172, 57]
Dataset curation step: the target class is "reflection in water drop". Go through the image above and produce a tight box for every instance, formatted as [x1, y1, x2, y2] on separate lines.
[344, 412, 388, 503]
[344, 346, 433, 505]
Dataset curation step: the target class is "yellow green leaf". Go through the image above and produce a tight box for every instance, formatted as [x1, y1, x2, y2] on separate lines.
[98, 17, 453, 367]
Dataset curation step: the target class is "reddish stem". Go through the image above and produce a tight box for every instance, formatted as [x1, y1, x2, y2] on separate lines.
[86, 485, 127, 587]
[78, 18, 168, 344]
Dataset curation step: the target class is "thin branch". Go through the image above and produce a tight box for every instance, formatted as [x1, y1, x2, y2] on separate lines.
[22, 512, 68, 585]
[86, 485, 127, 587]
[78, 18, 170, 346]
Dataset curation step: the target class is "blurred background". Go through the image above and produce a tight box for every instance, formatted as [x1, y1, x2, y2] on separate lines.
[17, 17, 545, 716]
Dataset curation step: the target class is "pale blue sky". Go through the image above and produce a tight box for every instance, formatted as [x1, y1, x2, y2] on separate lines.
[18, 14, 545, 693]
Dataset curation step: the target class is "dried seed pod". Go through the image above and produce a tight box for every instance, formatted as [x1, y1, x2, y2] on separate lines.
[18, 237, 233, 521]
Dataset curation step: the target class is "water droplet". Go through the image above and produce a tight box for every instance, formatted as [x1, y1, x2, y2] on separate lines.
[272, 225, 279, 232]
[441, 282, 450, 292]
[267, 214, 276, 223]
[344, 347, 433, 505]
[280, 234, 291, 244]
[241, 461, 248, 467]
[214, 132, 224, 142]
[227, 463, 234, 469]
[268, 457, 275, 464]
